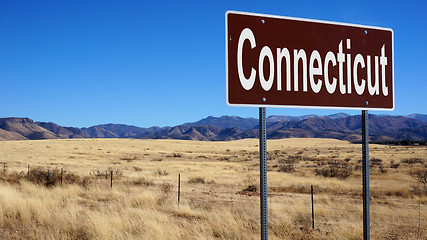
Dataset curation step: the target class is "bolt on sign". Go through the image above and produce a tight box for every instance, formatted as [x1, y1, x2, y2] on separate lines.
[226, 11, 394, 110]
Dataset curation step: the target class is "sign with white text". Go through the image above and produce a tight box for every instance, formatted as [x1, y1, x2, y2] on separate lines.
[226, 11, 394, 110]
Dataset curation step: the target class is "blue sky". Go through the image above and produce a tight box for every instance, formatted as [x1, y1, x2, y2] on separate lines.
[0, 0, 426, 127]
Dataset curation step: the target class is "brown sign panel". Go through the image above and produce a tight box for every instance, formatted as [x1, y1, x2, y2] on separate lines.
[226, 11, 394, 110]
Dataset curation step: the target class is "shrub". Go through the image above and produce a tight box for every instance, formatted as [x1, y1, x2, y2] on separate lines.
[409, 169, 427, 185]
[410, 185, 427, 196]
[402, 158, 424, 164]
[314, 160, 352, 179]
[286, 155, 303, 163]
[370, 158, 383, 166]
[62, 170, 81, 184]
[390, 163, 400, 168]
[132, 177, 154, 186]
[379, 164, 387, 174]
[28, 168, 80, 187]
[157, 182, 173, 205]
[120, 155, 139, 161]
[133, 166, 143, 171]
[153, 169, 169, 177]
[279, 164, 295, 173]
[91, 169, 109, 179]
[243, 184, 257, 192]
[160, 182, 173, 194]
[188, 177, 205, 184]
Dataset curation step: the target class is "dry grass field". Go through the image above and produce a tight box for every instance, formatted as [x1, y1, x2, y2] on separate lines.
[0, 138, 426, 239]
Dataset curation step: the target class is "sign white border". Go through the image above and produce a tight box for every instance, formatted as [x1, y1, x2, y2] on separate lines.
[225, 10, 395, 111]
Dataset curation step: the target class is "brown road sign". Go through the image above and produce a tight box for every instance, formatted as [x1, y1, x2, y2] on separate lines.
[226, 11, 394, 110]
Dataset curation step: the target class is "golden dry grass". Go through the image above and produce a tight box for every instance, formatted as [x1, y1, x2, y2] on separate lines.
[0, 138, 426, 239]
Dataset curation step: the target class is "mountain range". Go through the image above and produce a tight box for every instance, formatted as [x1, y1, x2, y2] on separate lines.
[0, 113, 426, 142]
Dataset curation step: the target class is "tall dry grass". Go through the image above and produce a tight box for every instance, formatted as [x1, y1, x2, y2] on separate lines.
[0, 138, 425, 239]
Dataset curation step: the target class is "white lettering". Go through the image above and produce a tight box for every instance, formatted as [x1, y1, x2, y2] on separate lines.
[237, 28, 256, 90]
[294, 49, 307, 92]
[367, 55, 379, 95]
[337, 41, 346, 94]
[309, 50, 322, 93]
[353, 54, 365, 95]
[324, 51, 337, 94]
[380, 44, 388, 96]
[234, 28, 389, 98]
[346, 39, 352, 94]
[259, 46, 274, 91]
[277, 48, 291, 91]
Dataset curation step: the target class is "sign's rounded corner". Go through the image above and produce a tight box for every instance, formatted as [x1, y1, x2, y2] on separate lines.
[226, 100, 234, 107]
[225, 10, 236, 17]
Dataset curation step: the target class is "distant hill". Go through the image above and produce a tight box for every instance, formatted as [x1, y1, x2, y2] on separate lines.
[0, 118, 56, 140]
[266, 113, 350, 123]
[0, 113, 426, 142]
[183, 116, 258, 131]
[407, 113, 427, 122]
[36, 122, 89, 139]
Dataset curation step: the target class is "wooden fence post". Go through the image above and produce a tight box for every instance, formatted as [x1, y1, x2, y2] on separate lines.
[110, 171, 113, 188]
[311, 185, 315, 229]
[178, 173, 181, 207]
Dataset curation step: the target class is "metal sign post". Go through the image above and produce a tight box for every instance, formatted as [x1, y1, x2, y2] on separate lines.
[362, 110, 370, 240]
[259, 107, 268, 240]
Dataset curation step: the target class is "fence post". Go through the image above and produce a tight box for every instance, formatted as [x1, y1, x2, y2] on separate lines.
[27, 164, 30, 178]
[110, 171, 113, 188]
[311, 185, 315, 229]
[3, 162, 6, 173]
[417, 200, 421, 239]
[178, 173, 181, 207]
[61, 168, 63, 186]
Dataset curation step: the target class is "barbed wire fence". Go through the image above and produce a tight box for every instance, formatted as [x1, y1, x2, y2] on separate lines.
[0, 161, 425, 238]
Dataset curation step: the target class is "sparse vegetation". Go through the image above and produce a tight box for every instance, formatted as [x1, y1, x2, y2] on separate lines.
[410, 169, 427, 185]
[278, 163, 296, 173]
[132, 177, 154, 186]
[243, 184, 257, 192]
[120, 154, 140, 161]
[0, 138, 425, 239]
[157, 182, 173, 205]
[153, 169, 169, 177]
[403, 158, 424, 165]
[370, 157, 383, 166]
[188, 177, 205, 184]
[379, 164, 387, 174]
[391, 162, 400, 168]
[314, 160, 352, 179]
